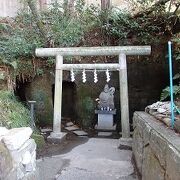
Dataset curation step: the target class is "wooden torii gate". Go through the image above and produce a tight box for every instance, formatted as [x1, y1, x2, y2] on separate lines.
[36, 46, 151, 142]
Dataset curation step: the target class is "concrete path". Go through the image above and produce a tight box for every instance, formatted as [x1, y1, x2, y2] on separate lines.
[37, 138, 137, 180]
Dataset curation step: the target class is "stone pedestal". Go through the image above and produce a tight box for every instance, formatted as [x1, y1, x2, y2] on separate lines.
[118, 137, 132, 150]
[95, 110, 116, 130]
[47, 132, 67, 144]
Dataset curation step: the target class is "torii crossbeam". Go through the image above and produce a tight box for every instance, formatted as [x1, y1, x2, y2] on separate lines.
[36, 46, 151, 143]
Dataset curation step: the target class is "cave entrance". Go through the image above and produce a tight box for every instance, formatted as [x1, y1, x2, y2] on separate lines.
[52, 81, 77, 122]
[14, 80, 30, 103]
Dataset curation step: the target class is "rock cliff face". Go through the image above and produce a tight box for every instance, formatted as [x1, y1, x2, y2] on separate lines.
[17, 53, 170, 129]
[132, 112, 180, 180]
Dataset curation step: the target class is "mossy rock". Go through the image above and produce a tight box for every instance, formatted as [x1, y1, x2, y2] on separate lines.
[31, 133, 46, 149]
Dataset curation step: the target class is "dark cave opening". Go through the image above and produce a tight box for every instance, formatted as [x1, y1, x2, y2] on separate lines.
[52, 81, 77, 122]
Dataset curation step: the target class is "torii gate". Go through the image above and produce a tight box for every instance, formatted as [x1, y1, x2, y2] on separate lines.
[36, 46, 151, 142]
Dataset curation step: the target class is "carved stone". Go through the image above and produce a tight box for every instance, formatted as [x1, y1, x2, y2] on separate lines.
[98, 84, 115, 110]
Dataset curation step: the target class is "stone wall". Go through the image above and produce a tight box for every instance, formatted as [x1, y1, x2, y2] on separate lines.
[132, 111, 180, 180]
[0, 127, 37, 180]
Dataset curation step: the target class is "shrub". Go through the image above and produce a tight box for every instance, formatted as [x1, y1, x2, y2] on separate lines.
[0, 91, 30, 128]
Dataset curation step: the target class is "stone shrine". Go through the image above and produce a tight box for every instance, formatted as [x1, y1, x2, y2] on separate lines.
[95, 84, 116, 130]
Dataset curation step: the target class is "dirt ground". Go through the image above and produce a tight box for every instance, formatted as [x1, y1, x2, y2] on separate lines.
[36, 132, 88, 159]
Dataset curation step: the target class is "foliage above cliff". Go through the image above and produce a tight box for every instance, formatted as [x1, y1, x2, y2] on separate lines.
[0, 0, 179, 81]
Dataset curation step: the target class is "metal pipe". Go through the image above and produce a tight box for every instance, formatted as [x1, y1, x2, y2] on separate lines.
[28, 101, 36, 130]
[168, 41, 175, 128]
[36, 46, 151, 57]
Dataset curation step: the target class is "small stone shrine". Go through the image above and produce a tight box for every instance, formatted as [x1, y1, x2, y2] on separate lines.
[95, 84, 116, 130]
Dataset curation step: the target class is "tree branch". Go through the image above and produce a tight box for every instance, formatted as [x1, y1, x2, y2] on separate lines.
[27, 0, 48, 42]
[134, 0, 171, 18]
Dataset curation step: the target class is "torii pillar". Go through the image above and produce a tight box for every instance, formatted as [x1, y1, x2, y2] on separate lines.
[36, 46, 151, 143]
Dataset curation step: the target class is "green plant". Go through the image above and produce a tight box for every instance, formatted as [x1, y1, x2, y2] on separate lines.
[0, 0, 179, 82]
[0, 0, 99, 81]
[160, 33, 180, 101]
[81, 96, 94, 128]
[31, 133, 45, 149]
[0, 90, 31, 128]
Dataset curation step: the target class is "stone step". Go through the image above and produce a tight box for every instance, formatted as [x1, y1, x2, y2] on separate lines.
[98, 132, 113, 137]
[66, 122, 74, 127]
[95, 124, 116, 131]
[65, 125, 79, 131]
[72, 130, 88, 136]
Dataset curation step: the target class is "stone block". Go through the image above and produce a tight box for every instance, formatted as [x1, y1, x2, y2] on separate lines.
[119, 138, 132, 150]
[2, 127, 32, 150]
[98, 114, 113, 129]
[47, 132, 67, 144]
[22, 171, 37, 180]
[40, 128, 52, 133]
[65, 125, 79, 131]
[9, 139, 36, 164]
[73, 130, 88, 136]
[66, 122, 74, 127]
[142, 123, 151, 146]
[142, 146, 165, 180]
[5, 169, 17, 180]
[132, 127, 143, 174]
[133, 112, 180, 180]
[98, 132, 112, 137]
[0, 127, 9, 141]
[149, 130, 167, 168]
[174, 120, 180, 133]
[165, 145, 180, 180]
[0, 142, 13, 179]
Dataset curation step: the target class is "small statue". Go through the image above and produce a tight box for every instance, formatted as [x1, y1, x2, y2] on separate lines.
[98, 84, 115, 110]
[108, 87, 115, 110]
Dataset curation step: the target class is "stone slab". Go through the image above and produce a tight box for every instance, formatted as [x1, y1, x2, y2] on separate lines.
[95, 109, 116, 115]
[65, 126, 79, 131]
[98, 132, 112, 136]
[66, 122, 74, 127]
[47, 132, 67, 144]
[72, 130, 88, 136]
[95, 125, 116, 131]
[40, 128, 52, 133]
[2, 127, 32, 150]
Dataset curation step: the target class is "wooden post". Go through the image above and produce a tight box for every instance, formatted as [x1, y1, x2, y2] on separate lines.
[51, 55, 63, 135]
[119, 53, 130, 138]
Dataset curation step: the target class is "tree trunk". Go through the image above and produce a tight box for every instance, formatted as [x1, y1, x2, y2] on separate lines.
[27, 0, 48, 41]
[101, 0, 111, 10]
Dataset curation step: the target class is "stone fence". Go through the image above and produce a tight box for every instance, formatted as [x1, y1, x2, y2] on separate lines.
[0, 127, 37, 180]
[132, 111, 180, 180]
